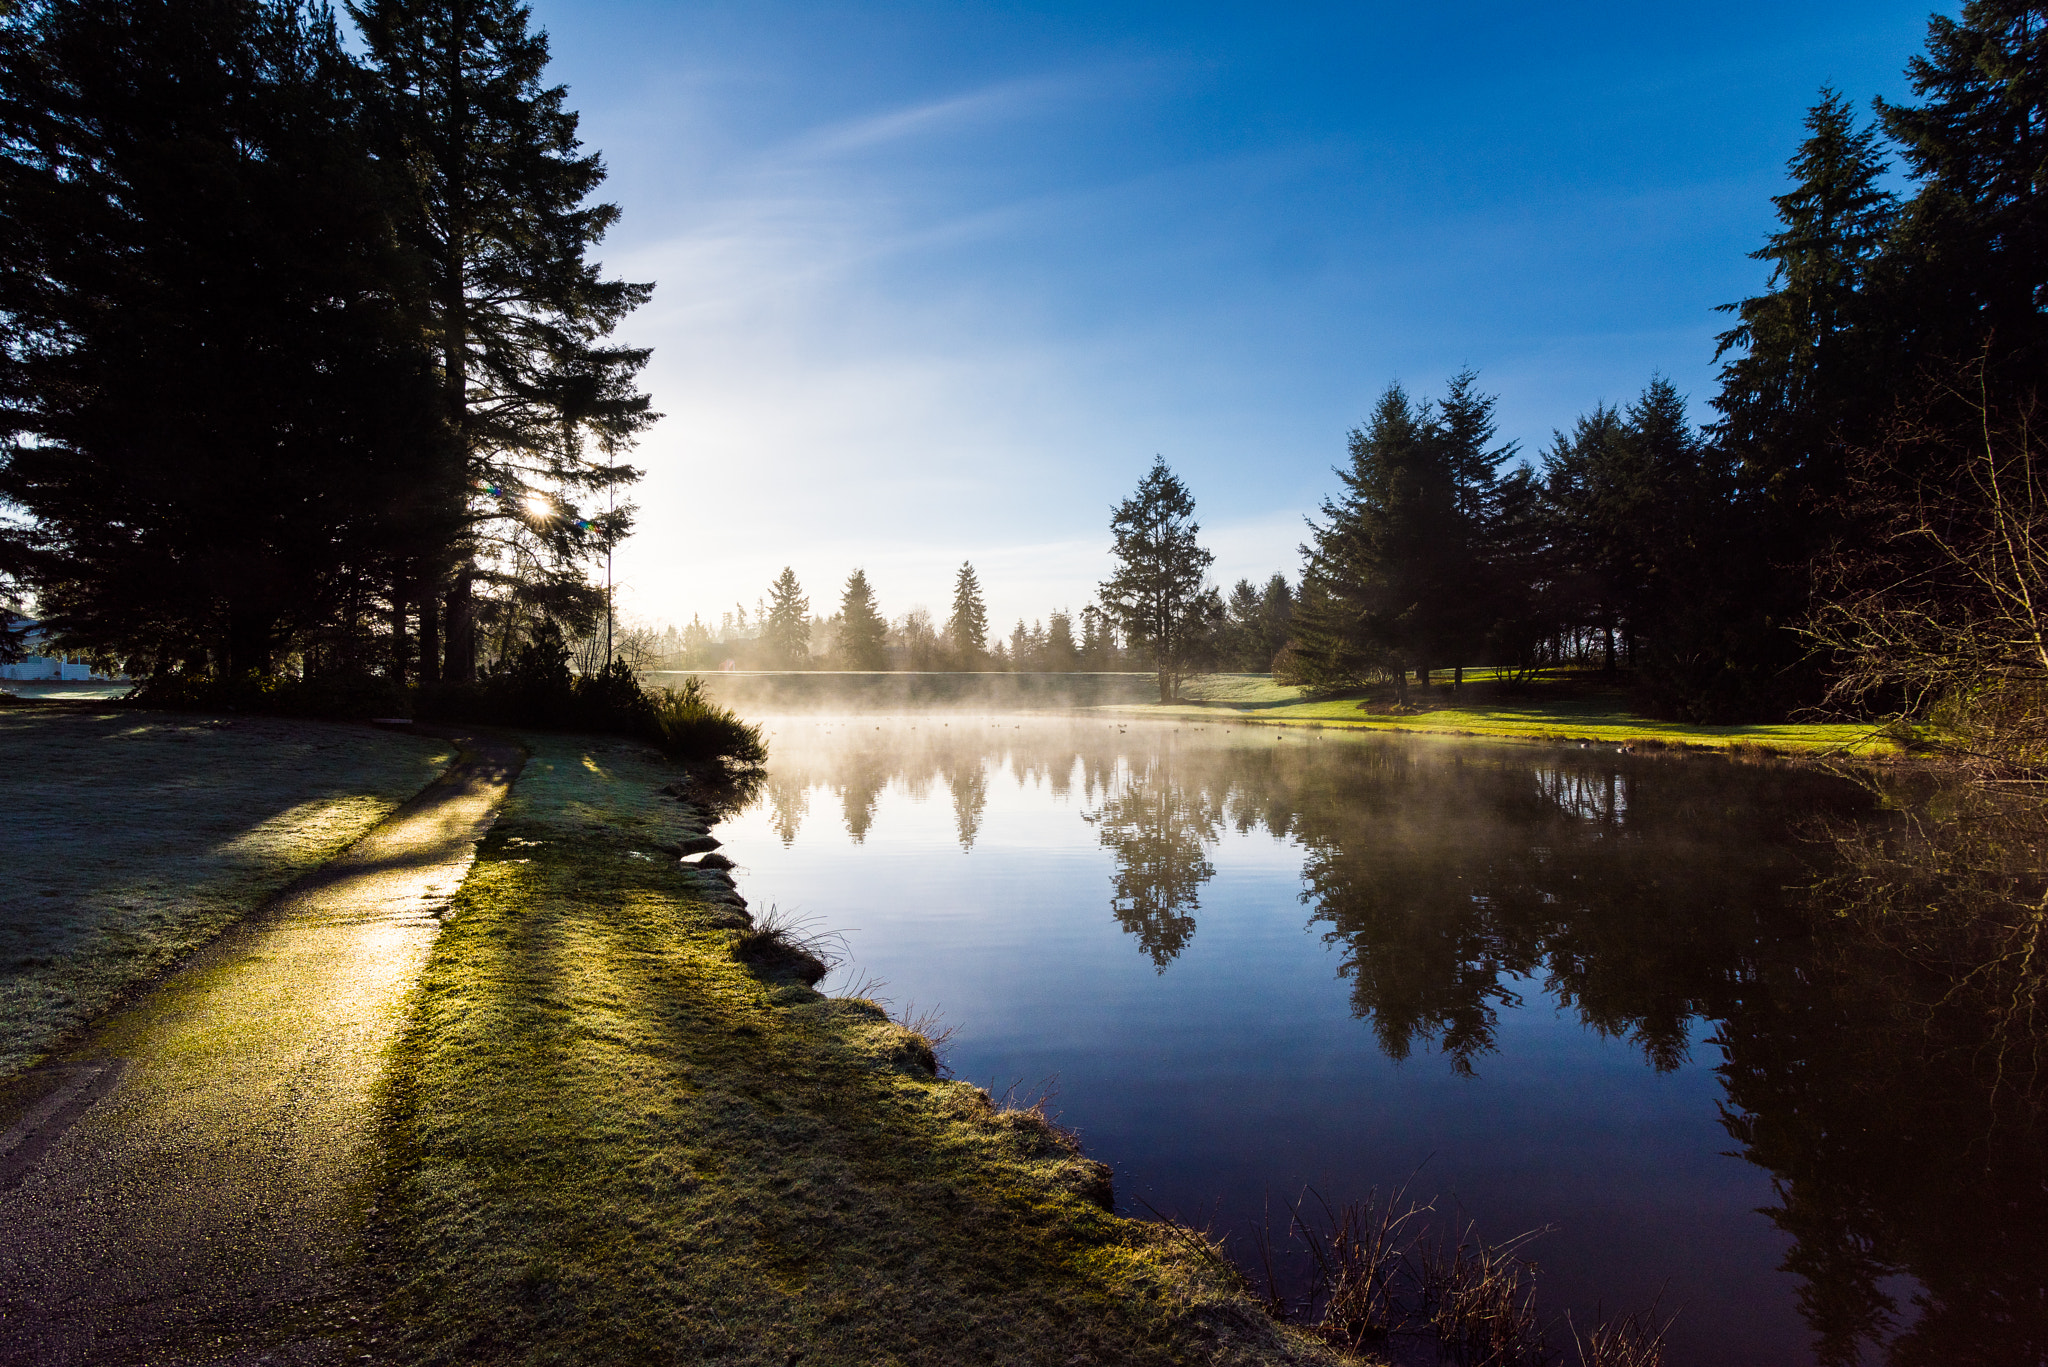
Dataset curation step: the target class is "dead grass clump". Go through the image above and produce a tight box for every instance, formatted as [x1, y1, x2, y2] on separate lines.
[1288, 1187, 1429, 1350]
[1236, 1187, 1665, 1363]
[729, 905, 840, 986]
[1418, 1220, 1548, 1366]
[1569, 1303, 1674, 1367]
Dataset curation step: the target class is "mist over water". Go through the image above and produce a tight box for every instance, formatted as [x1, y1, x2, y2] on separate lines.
[713, 710, 2028, 1366]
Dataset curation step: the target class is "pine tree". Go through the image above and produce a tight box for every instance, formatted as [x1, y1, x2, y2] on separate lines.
[1221, 580, 1263, 669]
[836, 568, 887, 670]
[1256, 572, 1295, 669]
[1714, 90, 1897, 516]
[1290, 378, 1509, 698]
[1880, 3, 2048, 369]
[1099, 456, 1218, 702]
[0, 0, 443, 677]
[1080, 605, 1115, 669]
[348, 0, 655, 681]
[1045, 609, 1079, 670]
[763, 567, 810, 668]
[946, 561, 988, 666]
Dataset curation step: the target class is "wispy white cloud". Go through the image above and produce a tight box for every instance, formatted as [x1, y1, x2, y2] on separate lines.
[794, 74, 1086, 157]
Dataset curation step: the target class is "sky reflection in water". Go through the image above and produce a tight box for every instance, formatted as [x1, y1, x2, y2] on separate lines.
[718, 714, 1897, 1367]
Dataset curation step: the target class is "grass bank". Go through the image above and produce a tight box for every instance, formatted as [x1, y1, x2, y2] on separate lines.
[0, 707, 454, 1078]
[374, 732, 1343, 1366]
[1120, 674, 1893, 756]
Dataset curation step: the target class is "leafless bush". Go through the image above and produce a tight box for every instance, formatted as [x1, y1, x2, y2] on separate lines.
[897, 1000, 957, 1076]
[1810, 357, 2048, 776]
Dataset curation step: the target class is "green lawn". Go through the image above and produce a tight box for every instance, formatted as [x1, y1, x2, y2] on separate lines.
[377, 733, 1344, 1367]
[1114, 674, 1893, 755]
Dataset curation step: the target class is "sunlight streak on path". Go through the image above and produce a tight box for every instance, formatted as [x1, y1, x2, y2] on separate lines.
[0, 732, 524, 1366]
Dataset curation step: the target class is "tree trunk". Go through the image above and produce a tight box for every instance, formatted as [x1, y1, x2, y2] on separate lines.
[1394, 665, 1409, 706]
[419, 582, 442, 685]
[225, 608, 271, 678]
[389, 591, 409, 685]
[445, 574, 475, 683]
[1158, 669, 1174, 704]
[1454, 664, 1464, 689]
[1604, 626, 1616, 673]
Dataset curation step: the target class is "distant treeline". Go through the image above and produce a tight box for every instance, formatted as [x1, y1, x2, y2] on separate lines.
[646, 561, 1295, 674]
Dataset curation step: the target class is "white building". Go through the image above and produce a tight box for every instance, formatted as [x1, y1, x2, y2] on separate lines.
[0, 619, 124, 681]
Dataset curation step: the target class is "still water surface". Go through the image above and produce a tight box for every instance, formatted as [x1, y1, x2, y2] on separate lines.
[718, 714, 1897, 1365]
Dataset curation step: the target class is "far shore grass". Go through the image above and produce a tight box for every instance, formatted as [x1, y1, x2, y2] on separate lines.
[373, 733, 1347, 1367]
[1116, 672, 1896, 756]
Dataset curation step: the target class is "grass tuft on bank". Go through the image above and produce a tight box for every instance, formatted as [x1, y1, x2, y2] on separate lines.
[1121, 674, 1893, 755]
[375, 733, 1346, 1366]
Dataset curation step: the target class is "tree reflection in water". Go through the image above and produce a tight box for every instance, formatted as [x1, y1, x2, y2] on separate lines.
[1087, 757, 1218, 969]
[1718, 781, 2048, 1367]
[737, 720, 2048, 1361]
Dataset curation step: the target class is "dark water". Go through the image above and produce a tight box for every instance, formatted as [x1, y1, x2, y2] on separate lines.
[719, 714, 2048, 1366]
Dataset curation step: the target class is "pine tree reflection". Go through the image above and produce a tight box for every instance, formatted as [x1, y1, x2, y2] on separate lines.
[1088, 756, 1219, 969]
[945, 754, 989, 851]
[764, 768, 810, 846]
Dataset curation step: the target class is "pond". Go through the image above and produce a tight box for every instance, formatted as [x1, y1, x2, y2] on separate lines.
[714, 713, 2041, 1366]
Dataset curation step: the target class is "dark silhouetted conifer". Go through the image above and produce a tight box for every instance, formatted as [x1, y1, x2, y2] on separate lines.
[348, 0, 654, 681]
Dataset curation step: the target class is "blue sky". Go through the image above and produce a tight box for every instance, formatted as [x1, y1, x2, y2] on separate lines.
[531, 0, 1947, 636]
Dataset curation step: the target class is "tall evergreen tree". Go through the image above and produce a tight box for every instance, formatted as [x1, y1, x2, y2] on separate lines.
[347, 0, 654, 682]
[1045, 609, 1079, 671]
[763, 567, 809, 668]
[1256, 572, 1295, 669]
[835, 568, 886, 670]
[1220, 579, 1264, 670]
[1079, 604, 1115, 669]
[1879, 2, 2048, 371]
[946, 561, 988, 665]
[1291, 377, 1511, 697]
[1713, 90, 1897, 519]
[1099, 456, 1218, 703]
[0, 0, 442, 677]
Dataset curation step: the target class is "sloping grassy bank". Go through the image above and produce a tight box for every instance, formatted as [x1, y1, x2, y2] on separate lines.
[376, 733, 1343, 1366]
[1124, 674, 1892, 756]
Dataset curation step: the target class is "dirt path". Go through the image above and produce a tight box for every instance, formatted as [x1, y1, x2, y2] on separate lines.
[0, 731, 524, 1366]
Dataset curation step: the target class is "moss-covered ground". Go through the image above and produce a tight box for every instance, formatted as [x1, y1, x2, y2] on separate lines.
[376, 733, 1346, 1366]
[1119, 674, 1893, 755]
[0, 707, 454, 1079]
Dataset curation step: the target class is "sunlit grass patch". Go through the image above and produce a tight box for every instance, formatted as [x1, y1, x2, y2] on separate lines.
[377, 734, 1345, 1366]
[1134, 677, 1892, 755]
[0, 709, 454, 1077]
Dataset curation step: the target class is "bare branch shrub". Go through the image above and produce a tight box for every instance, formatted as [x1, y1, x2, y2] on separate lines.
[1810, 356, 2048, 773]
